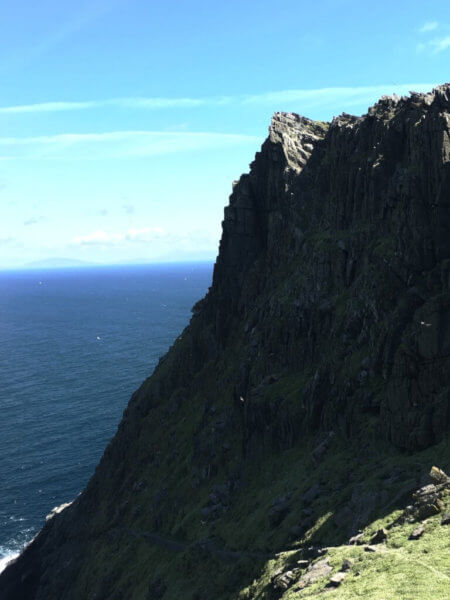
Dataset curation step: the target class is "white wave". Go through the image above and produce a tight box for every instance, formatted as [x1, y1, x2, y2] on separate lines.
[0, 551, 19, 574]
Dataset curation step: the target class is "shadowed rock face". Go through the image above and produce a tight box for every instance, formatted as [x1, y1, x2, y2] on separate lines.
[2, 85, 450, 600]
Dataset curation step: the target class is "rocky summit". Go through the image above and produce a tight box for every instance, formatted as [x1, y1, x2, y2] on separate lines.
[2, 85, 450, 600]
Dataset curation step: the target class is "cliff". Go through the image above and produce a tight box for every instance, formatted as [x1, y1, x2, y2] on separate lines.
[2, 85, 450, 600]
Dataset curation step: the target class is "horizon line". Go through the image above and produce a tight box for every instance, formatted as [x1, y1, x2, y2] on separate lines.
[0, 258, 217, 272]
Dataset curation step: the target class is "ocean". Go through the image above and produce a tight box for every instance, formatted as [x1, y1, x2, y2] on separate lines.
[0, 262, 213, 572]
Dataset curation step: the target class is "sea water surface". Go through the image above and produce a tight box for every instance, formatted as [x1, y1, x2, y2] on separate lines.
[0, 262, 213, 572]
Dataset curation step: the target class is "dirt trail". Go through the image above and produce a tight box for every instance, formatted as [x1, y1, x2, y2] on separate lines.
[114, 527, 280, 562]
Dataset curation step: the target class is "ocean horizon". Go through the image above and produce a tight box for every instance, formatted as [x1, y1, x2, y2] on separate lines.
[0, 262, 213, 571]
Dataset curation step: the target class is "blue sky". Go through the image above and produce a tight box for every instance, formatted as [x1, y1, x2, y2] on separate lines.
[1, 0, 449, 268]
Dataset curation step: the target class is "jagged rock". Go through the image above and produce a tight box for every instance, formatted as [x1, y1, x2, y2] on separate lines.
[341, 559, 353, 571]
[429, 466, 449, 484]
[296, 559, 310, 569]
[413, 484, 445, 520]
[272, 570, 297, 591]
[327, 572, 347, 587]
[397, 475, 449, 526]
[417, 502, 443, 520]
[304, 546, 327, 559]
[45, 502, 72, 522]
[409, 524, 425, 540]
[296, 559, 333, 590]
[441, 514, 450, 525]
[349, 533, 364, 545]
[370, 528, 387, 544]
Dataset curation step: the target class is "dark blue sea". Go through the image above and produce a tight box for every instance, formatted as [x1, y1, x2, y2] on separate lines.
[0, 262, 213, 571]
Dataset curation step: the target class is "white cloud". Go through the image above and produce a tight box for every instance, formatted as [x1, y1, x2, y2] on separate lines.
[71, 227, 219, 262]
[0, 236, 14, 245]
[23, 216, 44, 226]
[126, 226, 165, 241]
[0, 101, 99, 114]
[72, 227, 166, 246]
[73, 230, 124, 245]
[430, 36, 450, 54]
[0, 85, 438, 116]
[0, 97, 209, 114]
[416, 31, 450, 55]
[123, 204, 135, 215]
[241, 84, 438, 107]
[0, 130, 260, 160]
[419, 21, 438, 33]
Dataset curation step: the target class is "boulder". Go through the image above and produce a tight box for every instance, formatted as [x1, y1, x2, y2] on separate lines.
[409, 524, 425, 540]
[441, 513, 450, 525]
[429, 466, 449, 484]
[348, 532, 364, 545]
[370, 528, 387, 544]
[45, 501, 72, 522]
[327, 572, 347, 587]
[341, 559, 353, 572]
[296, 559, 333, 590]
[296, 559, 310, 569]
[272, 570, 297, 591]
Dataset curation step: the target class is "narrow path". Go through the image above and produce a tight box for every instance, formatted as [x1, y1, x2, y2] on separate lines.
[113, 527, 279, 562]
[396, 547, 450, 582]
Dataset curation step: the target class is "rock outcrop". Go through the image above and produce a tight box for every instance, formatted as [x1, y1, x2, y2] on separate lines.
[2, 85, 450, 600]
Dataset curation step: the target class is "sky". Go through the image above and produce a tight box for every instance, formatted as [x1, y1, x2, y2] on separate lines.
[1, 0, 449, 268]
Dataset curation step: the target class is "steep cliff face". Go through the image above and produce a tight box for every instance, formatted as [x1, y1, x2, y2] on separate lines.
[2, 86, 450, 600]
[209, 91, 450, 450]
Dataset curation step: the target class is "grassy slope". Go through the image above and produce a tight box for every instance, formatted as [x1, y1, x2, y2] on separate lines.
[238, 436, 450, 600]
[73, 410, 450, 599]
[58, 316, 450, 600]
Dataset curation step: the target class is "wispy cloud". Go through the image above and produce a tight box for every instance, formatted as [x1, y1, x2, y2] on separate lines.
[122, 204, 135, 215]
[23, 216, 45, 226]
[71, 226, 219, 258]
[0, 97, 211, 114]
[0, 84, 438, 116]
[73, 226, 166, 246]
[0, 130, 260, 161]
[241, 84, 438, 107]
[0, 236, 14, 245]
[430, 36, 450, 53]
[0, 101, 99, 114]
[419, 21, 439, 33]
[415, 19, 450, 55]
